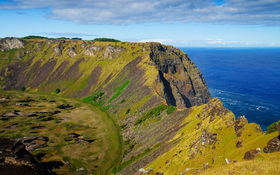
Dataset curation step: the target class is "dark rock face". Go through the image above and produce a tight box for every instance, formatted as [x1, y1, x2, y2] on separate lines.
[234, 116, 247, 137]
[263, 137, 280, 153]
[243, 148, 261, 160]
[0, 138, 55, 175]
[150, 43, 210, 108]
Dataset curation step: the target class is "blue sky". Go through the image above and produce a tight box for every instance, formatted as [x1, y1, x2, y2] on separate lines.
[0, 0, 280, 47]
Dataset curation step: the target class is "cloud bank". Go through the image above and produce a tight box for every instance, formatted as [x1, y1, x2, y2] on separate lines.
[1, 0, 280, 25]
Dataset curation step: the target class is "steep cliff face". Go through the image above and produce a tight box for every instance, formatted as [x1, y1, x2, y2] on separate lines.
[0, 38, 210, 111]
[150, 43, 209, 108]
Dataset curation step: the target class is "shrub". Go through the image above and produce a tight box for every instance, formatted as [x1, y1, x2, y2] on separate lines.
[71, 37, 82, 40]
[57, 37, 70, 39]
[94, 38, 121, 42]
[20, 87, 26, 92]
[126, 109, 130, 114]
[266, 120, 280, 134]
[22, 35, 48, 39]
[55, 88, 60, 94]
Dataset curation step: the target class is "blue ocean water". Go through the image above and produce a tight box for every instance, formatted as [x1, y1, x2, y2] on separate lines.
[180, 47, 280, 131]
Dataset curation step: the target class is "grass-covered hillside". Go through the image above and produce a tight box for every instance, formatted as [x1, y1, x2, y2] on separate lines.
[145, 98, 279, 174]
[0, 90, 122, 174]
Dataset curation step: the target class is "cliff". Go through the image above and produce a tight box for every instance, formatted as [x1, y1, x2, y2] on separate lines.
[0, 37, 210, 110]
[0, 37, 279, 175]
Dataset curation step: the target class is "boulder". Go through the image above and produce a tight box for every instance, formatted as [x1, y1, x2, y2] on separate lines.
[243, 148, 261, 160]
[263, 137, 280, 153]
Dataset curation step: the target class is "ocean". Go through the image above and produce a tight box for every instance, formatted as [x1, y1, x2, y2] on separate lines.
[180, 47, 280, 131]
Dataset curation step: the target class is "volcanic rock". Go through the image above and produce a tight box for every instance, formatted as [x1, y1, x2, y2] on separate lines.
[263, 137, 280, 153]
[243, 148, 261, 160]
[0, 138, 55, 175]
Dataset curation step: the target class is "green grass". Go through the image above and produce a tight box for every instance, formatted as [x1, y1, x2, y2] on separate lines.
[108, 80, 130, 103]
[0, 90, 122, 174]
[134, 104, 168, 125]
[82, 90, 105, 106]
[266, 120, 280, 134]
[166, 105, 177, 115]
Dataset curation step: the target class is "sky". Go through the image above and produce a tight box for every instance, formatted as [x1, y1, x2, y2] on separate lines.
[0, 0, 280, 47]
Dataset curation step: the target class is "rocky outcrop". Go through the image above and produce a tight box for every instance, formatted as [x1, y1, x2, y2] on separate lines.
[263, 122, 280, 153]
[243, 148, 261, 160]
[0, 138, 55, 175]
[46, 39, 65, 45]
[67, 47, 76, 57]
[102, 45, 123, 59]
[0, 37, 24, 51]
[52, 46, 62, 56]
[84, 46, 102, 56]
[234, 116, 247, 137]
[201, 129, 217, 146]
[150, 43, 210, 108]
[263, 137, 280, 153]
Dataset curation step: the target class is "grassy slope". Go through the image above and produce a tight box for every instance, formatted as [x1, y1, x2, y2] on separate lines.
[0, 90, 122, 174]
[199, 152, 280, 175]
[146, 98, 278, 174]
[0, 39, 160, 118]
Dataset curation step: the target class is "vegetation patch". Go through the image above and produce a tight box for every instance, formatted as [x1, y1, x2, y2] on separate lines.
[166, 105, 177, 115]
[22, 35, 49, 39]
[108, 80, 130, 104]
[134, 104, 168, 125]
[82, 90, 105, 106]
[94, 38, 121, 42]
[266, 120, 280, 134]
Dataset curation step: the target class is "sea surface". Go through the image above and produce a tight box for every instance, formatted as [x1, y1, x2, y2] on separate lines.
[180, 47, 280, 130]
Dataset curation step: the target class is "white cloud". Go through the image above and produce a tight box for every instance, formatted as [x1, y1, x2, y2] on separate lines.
[206, 39, 240, 45]
[1, 0, 280, 25]
[139, 39, 175, 45]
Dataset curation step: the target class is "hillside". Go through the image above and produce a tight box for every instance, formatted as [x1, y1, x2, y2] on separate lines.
[0, 37, 279, 175]
[0, 90, 121, 174]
